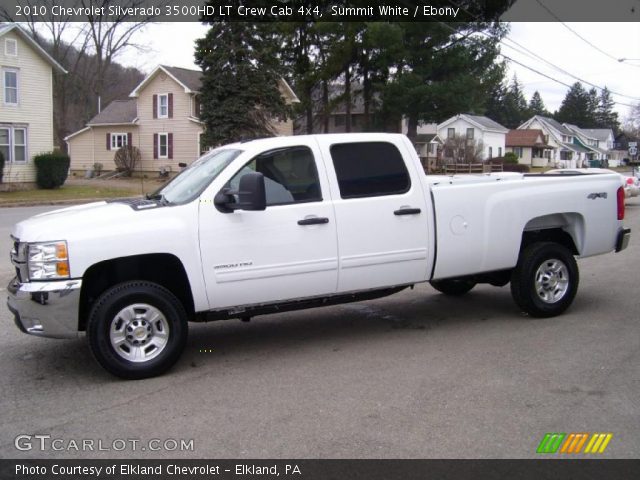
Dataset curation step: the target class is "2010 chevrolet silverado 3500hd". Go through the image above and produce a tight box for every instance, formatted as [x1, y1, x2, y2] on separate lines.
[7, 134, 631, 379]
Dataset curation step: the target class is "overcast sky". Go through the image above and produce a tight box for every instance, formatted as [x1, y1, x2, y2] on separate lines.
[117, 22, 640, 121]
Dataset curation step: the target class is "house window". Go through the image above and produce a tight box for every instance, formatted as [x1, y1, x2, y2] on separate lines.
[158, 94, 168, 118]
[5, 38, 17, 56]
[514, 147, 523, 158]
[498, 147, 502, 157]
[110, 133, 128, 150]
[334, 115, 345, 127]
[158, 133, 168, 158]
[3, 69, 18, 105]
[466, 128, 474, 139]
[488, 147, 493, 158]
[0, 125, 27, 163]
[447, 128, 455, 139]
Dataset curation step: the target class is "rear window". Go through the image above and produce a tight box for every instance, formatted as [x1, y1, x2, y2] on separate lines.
[330, 142, 410, 199]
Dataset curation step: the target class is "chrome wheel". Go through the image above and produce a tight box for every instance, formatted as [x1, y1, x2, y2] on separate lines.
[109, 303, 170, 363]
[534, 259, 569, 304]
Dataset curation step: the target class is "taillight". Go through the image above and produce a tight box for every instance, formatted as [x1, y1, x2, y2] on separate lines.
[627, 177, 634, 185]
[617, 186, 625, 220]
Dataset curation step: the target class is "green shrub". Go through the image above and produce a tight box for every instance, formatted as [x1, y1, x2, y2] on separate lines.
[34, 152, 70, 189]
[504, 152, 519, 164]
[0, 150, 5, 183]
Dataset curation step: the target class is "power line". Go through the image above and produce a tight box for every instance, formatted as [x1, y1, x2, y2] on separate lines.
[438, 0, 640, 104]
[435, 20, 638, 109]
[498, 36, 640, 101]
[535, 0, 640, 69]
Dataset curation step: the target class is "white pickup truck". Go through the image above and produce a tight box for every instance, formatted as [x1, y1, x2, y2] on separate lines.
[8, 133, 630, 379]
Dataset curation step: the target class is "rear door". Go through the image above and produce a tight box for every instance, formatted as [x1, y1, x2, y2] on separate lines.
[317, 137, 430, 292]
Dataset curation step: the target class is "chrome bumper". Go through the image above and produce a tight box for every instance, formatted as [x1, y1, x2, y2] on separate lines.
[7, 277, 82, 339]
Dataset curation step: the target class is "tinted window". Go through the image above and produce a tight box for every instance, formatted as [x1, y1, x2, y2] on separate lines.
[229, 146, 322, 206]
[330, 142, 410, 199]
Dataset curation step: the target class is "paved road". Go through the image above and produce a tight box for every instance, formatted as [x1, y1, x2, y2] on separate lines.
[0, 201, 638, 459]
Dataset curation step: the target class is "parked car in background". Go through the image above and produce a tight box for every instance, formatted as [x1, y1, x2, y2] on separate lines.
[625, 176, 639, 197]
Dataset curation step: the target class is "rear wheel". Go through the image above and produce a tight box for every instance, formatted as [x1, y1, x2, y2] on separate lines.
[430, 278, 476, 296]
[510, 242, 579, 318]
[87, 281, 188, 379]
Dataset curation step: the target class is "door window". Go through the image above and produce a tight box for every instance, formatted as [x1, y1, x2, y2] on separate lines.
[330, 142, 410, 199]
[228, 146, 322, 206]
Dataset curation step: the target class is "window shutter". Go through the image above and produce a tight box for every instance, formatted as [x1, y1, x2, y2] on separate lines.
[168, 93, 173, 118]
[127, 132, 132, 146]
[152, 94, 157, 119]
[153, 133, 158, 159]
[106, 133, 111, 150]
[168, 133, 173, 159]
[194, 96, 200, 118]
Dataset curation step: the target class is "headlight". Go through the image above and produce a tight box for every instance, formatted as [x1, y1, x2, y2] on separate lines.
[27, 241, 70, 280]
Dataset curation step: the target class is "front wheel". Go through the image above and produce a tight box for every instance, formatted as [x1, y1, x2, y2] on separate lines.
[87, 281, 188, 379]
[510, 242, 579, 318]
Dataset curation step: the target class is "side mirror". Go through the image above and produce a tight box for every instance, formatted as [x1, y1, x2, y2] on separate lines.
[214, 172, 266, 213]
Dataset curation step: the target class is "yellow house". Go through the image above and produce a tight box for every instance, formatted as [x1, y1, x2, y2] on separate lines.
[66, 65, 299, 176]
[0, 23, 66, 185]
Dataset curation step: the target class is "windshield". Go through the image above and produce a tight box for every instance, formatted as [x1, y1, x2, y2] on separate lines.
[152, 148, 243, 204]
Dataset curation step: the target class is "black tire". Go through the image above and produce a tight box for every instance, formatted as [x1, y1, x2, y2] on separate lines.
[430, 278, 476, 296]
[87, 281, 188, 379]
[510, 242, 579, 318]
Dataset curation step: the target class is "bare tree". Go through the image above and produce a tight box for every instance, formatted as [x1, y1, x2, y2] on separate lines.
[443, 134, 486, 164]
[623, 102, 640, 137]
[1, 1, 157, 150]
[82, 0, 159, 107]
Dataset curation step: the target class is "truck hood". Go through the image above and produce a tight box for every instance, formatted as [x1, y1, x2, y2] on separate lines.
[12, 199, 168, 242]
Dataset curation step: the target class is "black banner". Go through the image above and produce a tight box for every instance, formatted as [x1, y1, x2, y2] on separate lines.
[1, 459, 640, 480]
[0, 0, 638, 22]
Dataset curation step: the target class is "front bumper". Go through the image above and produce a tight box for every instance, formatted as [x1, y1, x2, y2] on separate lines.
[615, 228, 631, 253]
[7, 277, 82, 339]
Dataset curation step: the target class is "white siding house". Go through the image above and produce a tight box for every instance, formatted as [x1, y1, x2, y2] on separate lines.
[0, 24, 66, 185]
[437, 114, 508, 161]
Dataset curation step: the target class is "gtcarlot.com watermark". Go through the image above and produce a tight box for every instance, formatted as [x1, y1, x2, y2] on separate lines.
[15, 434, 194, 452]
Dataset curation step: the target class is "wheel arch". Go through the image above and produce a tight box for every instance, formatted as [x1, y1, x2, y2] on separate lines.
[78, 253, 195, 331]
[520, 212, 584, 256]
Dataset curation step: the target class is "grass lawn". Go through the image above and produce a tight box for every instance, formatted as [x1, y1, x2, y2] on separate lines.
[0, 184, 143, 205]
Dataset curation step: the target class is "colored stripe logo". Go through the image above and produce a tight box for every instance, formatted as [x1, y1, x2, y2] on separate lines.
[537, 433, 613, 454]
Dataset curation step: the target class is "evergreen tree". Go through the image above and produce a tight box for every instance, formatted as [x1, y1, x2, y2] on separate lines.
[556, 82, 592, 126]
[596, 87, 620, 132]
[195, 22, 289, 146]
[500, 75, 529, 128]
[383, 21, 508, 140]
[528, 90, 548, 116]
[586, 88, 600, 126]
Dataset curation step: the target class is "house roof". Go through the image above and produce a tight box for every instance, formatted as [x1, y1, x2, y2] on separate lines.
[438, 114, 508, 133]
[162, 65, 203, 92]
[534, 116, 573, 136]
[87, 99, 137, 125]
[130, 64, 299, 103]
[561, 142, 590, 153]
[0, 23, 67, 74]
[564, 123, 597, 141]
[506, 129, 549, 147]
[582, 128, 614, 142]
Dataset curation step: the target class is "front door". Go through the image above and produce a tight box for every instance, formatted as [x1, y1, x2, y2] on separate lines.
[199, 144, 338, 310]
